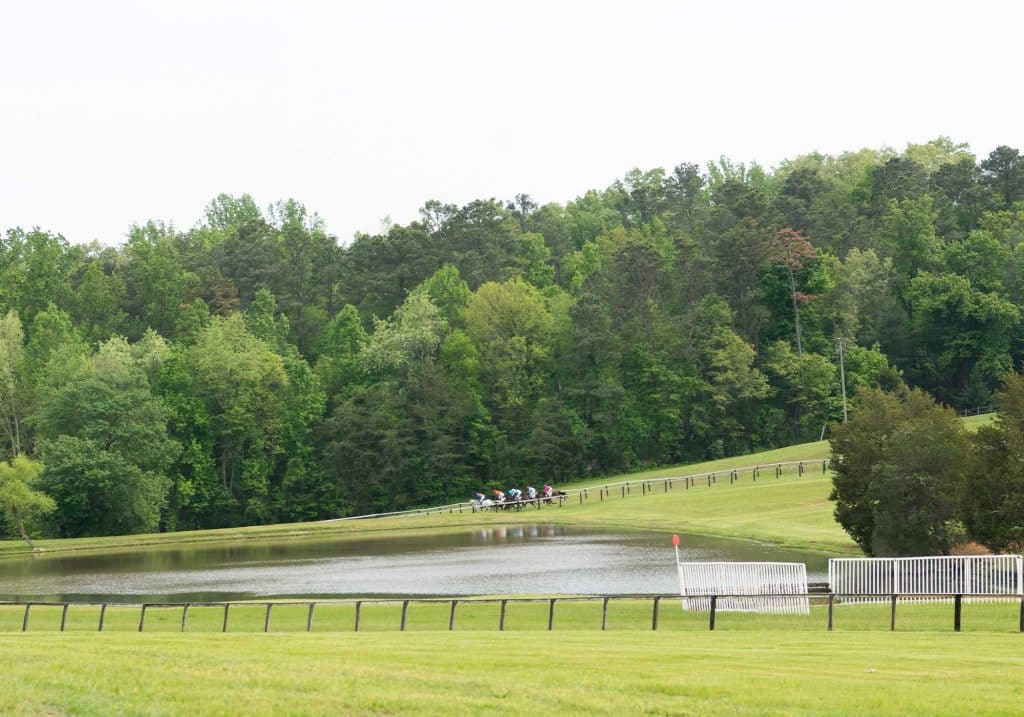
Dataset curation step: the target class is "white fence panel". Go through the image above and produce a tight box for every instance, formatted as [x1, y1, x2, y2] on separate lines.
[676, 562, 809, 614]
[828, 555, 1024, 603]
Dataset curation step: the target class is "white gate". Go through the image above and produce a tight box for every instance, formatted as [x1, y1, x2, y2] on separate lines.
[828, 555, 1024, 602]
[676, 562, 809, 614]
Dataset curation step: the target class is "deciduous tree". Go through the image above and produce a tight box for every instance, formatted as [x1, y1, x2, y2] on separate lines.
[0, 455, 53, 549]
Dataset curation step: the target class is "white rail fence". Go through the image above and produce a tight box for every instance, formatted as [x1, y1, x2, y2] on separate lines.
[829, 555, 1024, 603]
[676, 562, 810, 614]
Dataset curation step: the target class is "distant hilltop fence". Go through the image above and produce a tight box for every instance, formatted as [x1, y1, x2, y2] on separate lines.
[323, 458, 831, 522]
[958, 405, 994, 416]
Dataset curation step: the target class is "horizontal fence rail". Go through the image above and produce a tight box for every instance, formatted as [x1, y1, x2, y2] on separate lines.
[958, 405, 994, 416]
[324, 459, 831, 522]
[3, 590, 1022, 634]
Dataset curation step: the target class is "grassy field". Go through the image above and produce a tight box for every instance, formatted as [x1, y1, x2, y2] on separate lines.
[1, 628, 1023, 716]
[0, 412, 1011, 716]
[0, 441, 843, 559]
[961, 412, 995, 431]
[0, 412, 993, 559]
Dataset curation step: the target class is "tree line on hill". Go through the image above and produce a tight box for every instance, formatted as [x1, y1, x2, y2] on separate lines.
[1, 137, 1023, 541]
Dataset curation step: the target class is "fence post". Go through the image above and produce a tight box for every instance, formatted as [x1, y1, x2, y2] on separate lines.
[449, 600, 458, 631]
[548, 598, 556, 631]
[354, 601, 362, 632]
[709, 596, 717, 631]
[822, 459, 827, 475]
[827, 594, 834, 631]
[652, 596, 660, 631]
[181, 603, 189, 633]
[499, 600, 507, 631]
[642, 482, 646, 495]
[685, 477, 689, 490]
[138, 604, 147, 632]
[60, 604, 69, 632]
[21, 604, 30, 632]
[707, 475, 711, 487]
[626, 482, 631, 495]
[890, 594, 897, 631]
[264, 603, 272, 633]
[222, 603, 230, 633]
[307, 603, 315, 632]
[621, 485, 625, 498]
[954, 594, 962, 632]
[601, 597, 609, 630]
[1019, 596, 1024, 633]
[799, 461, 803, 476]
[98, 604, 107, 632]
[664, 479, 668, 492]
[400, 600, 410, 631]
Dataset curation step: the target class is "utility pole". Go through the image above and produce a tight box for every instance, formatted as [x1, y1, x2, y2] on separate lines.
[837, 337, 848, 423]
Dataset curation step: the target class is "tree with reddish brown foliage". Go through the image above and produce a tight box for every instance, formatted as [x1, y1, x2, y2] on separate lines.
[770, 228, 817, 355]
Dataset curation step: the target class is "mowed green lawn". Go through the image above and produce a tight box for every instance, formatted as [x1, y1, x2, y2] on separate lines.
[0, 413, 1010, 716]
[1, 629, 1022, 716]
[534, 465, 850, 552]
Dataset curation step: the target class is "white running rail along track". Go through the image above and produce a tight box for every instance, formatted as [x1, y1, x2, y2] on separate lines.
[829, 555, 1024, 602]
[675, 562, 810, 614]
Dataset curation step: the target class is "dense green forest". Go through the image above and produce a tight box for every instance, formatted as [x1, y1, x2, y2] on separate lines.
[1, 137, 1023, 539]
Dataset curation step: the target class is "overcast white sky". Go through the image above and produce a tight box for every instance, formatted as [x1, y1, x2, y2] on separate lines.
[2, 0, 1021, 245]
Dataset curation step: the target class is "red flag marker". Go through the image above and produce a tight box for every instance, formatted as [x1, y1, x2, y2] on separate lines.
[672, 534, 680, 547]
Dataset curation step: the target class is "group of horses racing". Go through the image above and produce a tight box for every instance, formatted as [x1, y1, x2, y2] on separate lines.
[471, 489, 567, 512]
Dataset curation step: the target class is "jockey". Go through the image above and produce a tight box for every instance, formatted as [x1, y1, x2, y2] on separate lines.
[474, 491, 485, 503]
[507, 488, 522, 500]
[543, 484, 553, 497]
[492, 489, 505, 502]
[526, 486, 537, 499]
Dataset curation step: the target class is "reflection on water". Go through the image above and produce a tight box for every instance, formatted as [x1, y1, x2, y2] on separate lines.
[0, 526, 830, 603]
[471, 525, 563, 542]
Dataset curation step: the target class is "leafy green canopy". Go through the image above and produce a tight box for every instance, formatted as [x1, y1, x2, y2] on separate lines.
[1, 140, 1023, 536]
[830, 388, 969, 556]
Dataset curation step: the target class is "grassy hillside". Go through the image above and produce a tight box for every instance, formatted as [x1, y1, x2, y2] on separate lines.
[1, 629, 1022, 716]
[0, 439, 843, 557]
[961, 412, 995, 431]
[0, 413, 993, 558]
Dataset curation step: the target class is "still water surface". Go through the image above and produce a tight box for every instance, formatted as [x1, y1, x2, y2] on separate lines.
[0, 526, 829, 602]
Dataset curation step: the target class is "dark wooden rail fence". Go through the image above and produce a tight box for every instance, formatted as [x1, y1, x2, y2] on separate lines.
[6, 591, 1023, 634]
[332, 459, 832, 522]
[567, 459, 829, 509]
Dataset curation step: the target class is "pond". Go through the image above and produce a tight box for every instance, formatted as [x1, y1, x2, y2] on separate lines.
[0, 525, 831, 602]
